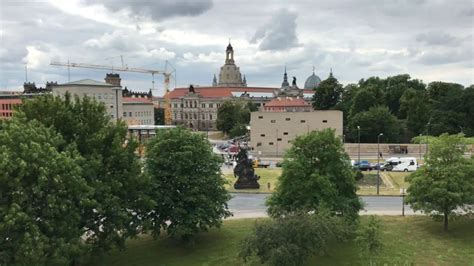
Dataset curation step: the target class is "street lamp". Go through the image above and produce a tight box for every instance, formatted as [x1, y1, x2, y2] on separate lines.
[357, 126, 361, 170]
[377, 133, 383, 195]
[418, 133, 422, 161]
[400, 188, 406, 216]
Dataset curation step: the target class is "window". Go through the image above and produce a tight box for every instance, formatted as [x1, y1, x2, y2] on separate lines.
[110, 104, 114, 109]
[210, 114, 213, 120]
[193, 113, 197, 120]
[209, 103, 214, 108]
[283, 132, 288, 135]
[322, 120, 328, 123]
[258, 116, 263, 119]
[288, 140, 291, 143]
[277, 138, 282, 141]
[256, 142, 262, 147]
[271, 120, 276, 123]
[123, 112, 127, 117]
[202, 103, 205, 108]
[260, 134, 266, 137]
[269, 142, 274, 145]
[129, 112, 132, 117]
[185, 114, 188, 119]
[285, 118, 290, 121]
[185, 101, 188, 108]
[180, 103, 184, 108]
[300, 120, 306, 123]
[202, 114, 205, 120]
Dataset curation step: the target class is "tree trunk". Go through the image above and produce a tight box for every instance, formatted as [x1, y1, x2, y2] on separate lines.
[443, 210, 448, 231]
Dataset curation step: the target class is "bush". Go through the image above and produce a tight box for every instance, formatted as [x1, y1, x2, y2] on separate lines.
[240, 212, 351, 266]
[355, 216, 383, 254]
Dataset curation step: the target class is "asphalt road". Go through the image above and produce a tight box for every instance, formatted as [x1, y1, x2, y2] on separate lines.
[227, 193, 415, 219]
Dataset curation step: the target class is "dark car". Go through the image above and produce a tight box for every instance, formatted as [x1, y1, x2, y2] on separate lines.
[353, 160, 372, 171]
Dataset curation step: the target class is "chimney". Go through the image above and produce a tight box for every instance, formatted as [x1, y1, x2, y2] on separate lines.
[105, 73, 121, 86]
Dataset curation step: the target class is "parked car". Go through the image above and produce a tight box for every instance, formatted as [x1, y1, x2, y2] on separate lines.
[353, 160, 372, 171]
[379, 163, 394, 171]
[392, 157, 418, 172]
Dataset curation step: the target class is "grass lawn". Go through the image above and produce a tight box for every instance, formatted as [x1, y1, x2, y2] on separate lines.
[223, 168, 412, 196]
[223, 168, 281, 193]
[90, 216, 474, 266]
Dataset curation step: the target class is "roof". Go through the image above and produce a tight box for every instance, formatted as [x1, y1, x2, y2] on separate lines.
[122, 97, 153, 104]
[59, 79, 114, 87]
[265, 97, 310, 107]
[164, 86, 315, 99]
[304, 72, 322, 89]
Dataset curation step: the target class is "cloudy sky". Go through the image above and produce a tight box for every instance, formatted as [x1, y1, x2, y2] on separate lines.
[1, 0, 473, 95]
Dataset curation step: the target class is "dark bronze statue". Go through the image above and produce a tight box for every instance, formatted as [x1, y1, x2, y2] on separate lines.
[233, 148, 260, 189]
[189, 84, 195, 93]
[292, 76, 297, 87]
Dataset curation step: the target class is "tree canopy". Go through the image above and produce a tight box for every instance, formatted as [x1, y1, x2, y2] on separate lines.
[406, 134, 474, 231]
[312, 73, 343, 110]
[216, 100, 253, 137]
[145, 127, 231, 240]
[0, 119, 90, 265]
[267, 129, 361, 219]
[16, 94, 150, 252]
[348, 106, 402, 143]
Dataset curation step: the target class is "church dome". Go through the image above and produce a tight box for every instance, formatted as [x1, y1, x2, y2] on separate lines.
[304, 72, 322, 89]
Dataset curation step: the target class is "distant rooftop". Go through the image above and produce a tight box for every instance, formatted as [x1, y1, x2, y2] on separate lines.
[59, 79, 115, 87]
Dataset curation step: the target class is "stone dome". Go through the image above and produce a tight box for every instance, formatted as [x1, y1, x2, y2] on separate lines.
[304, 72, 322, 89]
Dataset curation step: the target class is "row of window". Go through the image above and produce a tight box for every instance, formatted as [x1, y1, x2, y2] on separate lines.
[1, 103, 18, 110]
[260, 132, 289, 137]
[256, 140, 292, 146]
[174, 113, 214, 120]
[123, 111, 152, 117]
[83, 93, 115, 100]
[0, 112, 13, 117]
[173, 102, 221, 109]
[259, 116, 327, 124]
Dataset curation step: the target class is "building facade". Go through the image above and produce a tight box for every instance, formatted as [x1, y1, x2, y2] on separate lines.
[156, 43, 324, 130]
[250, 110, 343, 156]
[122, 97, 155, 125]
[0, 97, 22, 119]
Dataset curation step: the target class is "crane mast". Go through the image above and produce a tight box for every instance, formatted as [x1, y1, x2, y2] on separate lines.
[51, 60, 174, 125]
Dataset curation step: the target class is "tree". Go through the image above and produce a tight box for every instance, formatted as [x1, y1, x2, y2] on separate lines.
[383, 74, 425, 117]
[349, 88, 378, 117]
[348, 106, 402, 143]
[267, 129, 362, 219]
[240, 212, 350, 266]
[216, 100, 252, 136]
[355, 216, 383, 254]
[145, 127, 231, 240]
[399, 88, 431, 136]
[16, 94, 150, 252]
[406, 134, 474, 231]
[0, 119, 90, 265]
[312, 73, 344, 110]
[154, 107, 165, 125]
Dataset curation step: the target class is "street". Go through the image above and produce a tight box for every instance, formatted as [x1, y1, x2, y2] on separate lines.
[227, 193, 415, 219]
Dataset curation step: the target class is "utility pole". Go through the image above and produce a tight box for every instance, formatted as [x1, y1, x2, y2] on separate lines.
[377, 133, 383, 195]
[357, 126, 361, 169]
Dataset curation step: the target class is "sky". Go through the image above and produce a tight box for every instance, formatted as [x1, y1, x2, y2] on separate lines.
[1, 0, 473, 96]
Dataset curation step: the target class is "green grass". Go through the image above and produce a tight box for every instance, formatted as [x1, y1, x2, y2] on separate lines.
[223, 168, 412, 196]
[223, 168, 281, 193]
[90, 216, 474, 266]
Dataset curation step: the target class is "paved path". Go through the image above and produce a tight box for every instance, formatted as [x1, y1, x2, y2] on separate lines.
[227, 193, 416, 219]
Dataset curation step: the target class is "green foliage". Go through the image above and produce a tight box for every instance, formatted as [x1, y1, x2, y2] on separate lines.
[348, 106, 402, 143]
[355, 216, 383, 254]
[267, 129, 362, 219]
[240, 212, 351, 266]
[229, 123, 248, 138]
[0, 119, 90, 265]
[383, 74, 425, 117]
[145, 127, 231, 241]
[216, 101, 252, 136]
[312, 74, 344, 110]
[16, 94, 150, 251]
[354, 170, 364, 181]
[399, 89, 431, 136]
[154, 107, 165, 125]
[349, 88, 377, 117]
[406, 134, 474, 231]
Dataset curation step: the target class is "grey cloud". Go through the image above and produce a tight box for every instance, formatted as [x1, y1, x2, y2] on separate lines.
[416, 32, 462, 46]
[250, 9, 299, 51]
[417, 49, 473, 65]
[84, 0, 213, 21]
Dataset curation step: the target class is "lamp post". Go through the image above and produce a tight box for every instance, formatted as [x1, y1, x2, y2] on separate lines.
[419, 133, 422, 161]
[400, 188, 406, 216]
[377, 133, 383, 195]
[357, 126, 361, 170]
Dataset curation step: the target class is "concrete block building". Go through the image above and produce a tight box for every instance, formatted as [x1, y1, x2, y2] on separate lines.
[250, 110, 343, 156]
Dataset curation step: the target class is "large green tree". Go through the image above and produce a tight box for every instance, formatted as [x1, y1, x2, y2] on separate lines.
[145, 127, 231, 240]
[267, 129, 361, 219]
[349, 88, 378, 118]
[0, 119, 90, 265]
[348, 106, 402, 143]
[399, 88, 431, 136]
[406, 134, 474, 231]
[16, 94, 150, 251]
[216, 100, 252, 137]
[312, 73, 344, 110]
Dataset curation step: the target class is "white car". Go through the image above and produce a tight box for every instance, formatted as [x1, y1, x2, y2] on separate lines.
[392, 157, 418, 172]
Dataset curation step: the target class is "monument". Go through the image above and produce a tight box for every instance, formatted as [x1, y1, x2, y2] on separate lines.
[233, 148, 260, 189]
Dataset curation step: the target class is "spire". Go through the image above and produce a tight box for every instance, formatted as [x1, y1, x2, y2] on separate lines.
[329, 67, 333, 78]
[281, 66, 290, 88]
[243, 75, 247, 87]
[312, 65, 315, 74]
[212, 74, 217, 86]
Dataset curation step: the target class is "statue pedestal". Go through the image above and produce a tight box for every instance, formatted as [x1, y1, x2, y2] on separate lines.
[234, 179, 260, 189]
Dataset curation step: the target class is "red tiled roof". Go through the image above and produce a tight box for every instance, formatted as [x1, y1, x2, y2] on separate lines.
[167, 86, 278, 99]
[122, 97, 153, 104]
[265, 97, 310, 107]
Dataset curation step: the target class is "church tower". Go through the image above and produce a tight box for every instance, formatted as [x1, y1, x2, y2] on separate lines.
[217, 42, 245, 87]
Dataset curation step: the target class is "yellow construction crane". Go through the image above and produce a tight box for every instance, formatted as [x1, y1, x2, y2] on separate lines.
[50, 60, 174, 125]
